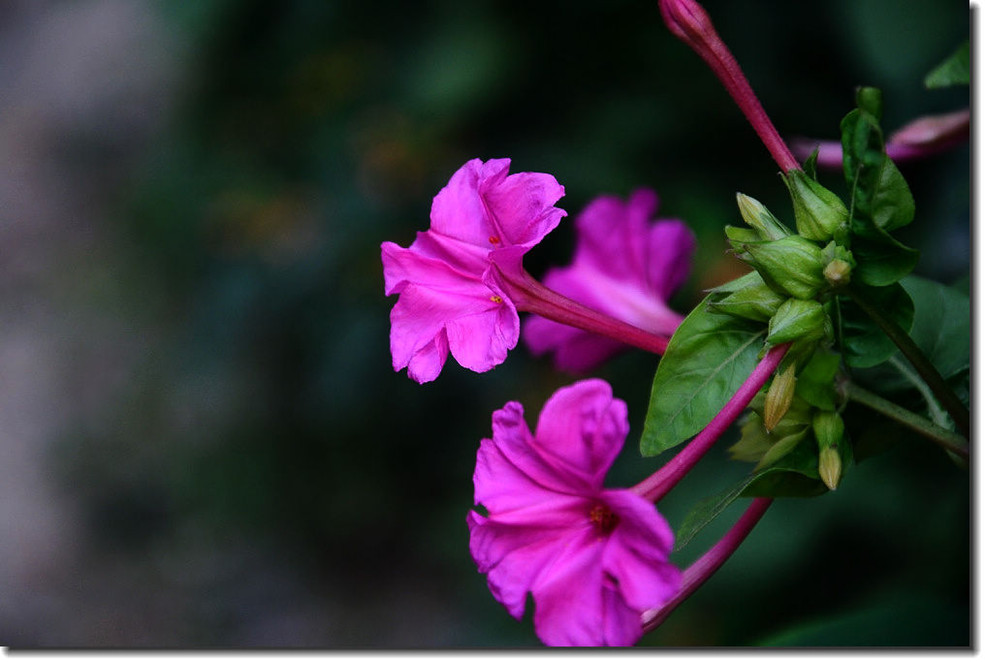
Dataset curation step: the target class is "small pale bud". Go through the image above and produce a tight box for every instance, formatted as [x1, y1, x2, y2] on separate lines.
[824, 258, 852, 287]
[813, 410, 846, 490]
[736, 193, 791, 240]
[818, 446, 842, 491]
[764, 363, 797, 431]
[783, 170, 850, 242]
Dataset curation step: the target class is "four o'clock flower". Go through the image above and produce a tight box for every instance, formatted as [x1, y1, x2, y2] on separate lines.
[381, 158, 566, 383]
[467, 379, 681, 646]
[523, 190, 695, 372]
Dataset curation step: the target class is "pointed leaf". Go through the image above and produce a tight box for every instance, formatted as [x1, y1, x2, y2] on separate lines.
[641, 291, 766, 456]
[925, 41, 970, 88]
[837, 282, 915, 368]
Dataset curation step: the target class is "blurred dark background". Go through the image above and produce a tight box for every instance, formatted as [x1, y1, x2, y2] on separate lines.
[0, 0, 969, 647]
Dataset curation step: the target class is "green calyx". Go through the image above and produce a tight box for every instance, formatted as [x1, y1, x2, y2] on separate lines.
[767, 298, 829, 346]
[783, 170, 849, 242]
[737, 236, 827, 300]
[736, 192, 792, 240]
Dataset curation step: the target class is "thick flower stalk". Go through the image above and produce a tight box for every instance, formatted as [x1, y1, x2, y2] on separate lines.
[658, 0, 800, 172]
[468, 379, 681, 646]
[642, 497, 773, 632]
[523, 189, 696, 372]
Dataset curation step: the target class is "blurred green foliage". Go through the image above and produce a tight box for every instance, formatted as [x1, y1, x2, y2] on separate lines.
[46, 0, 968, 647]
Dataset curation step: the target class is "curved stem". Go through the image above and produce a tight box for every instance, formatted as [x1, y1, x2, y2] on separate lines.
[847, 382, 968, 461]
[659, 0, 800, 173]
[494, 265, 671, 355]
[845, 285, 969, 438]
[631, 343, 789, 503]
[642, 497, 773, 634]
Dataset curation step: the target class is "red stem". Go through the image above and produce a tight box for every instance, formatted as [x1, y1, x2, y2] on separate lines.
[631, 343, 789, 503]
[642, 497, 774, 633]
[496, 265, 671, 355]
[659, 0, 800, 173]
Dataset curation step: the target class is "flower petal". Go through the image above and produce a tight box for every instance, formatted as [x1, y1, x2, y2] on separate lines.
[430, 158, 565, 249]
[445, 298, 519, 374]
[645, 219, 697, 301]
[522, 316, 625, 374]
[468, 511, 586, 620]
[482, 170, 567, 247]
[600, 490, 681, 612]
[388, 280, 506, 382]
[571, 189, 656, 285]
[529, 529, 623, 646]
[532, 379, 628, 491]
[404, 332, 448, 384]
[474, 401, 586, 508]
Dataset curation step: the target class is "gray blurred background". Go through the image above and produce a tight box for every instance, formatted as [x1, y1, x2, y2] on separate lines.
[0, 0, 969, 647]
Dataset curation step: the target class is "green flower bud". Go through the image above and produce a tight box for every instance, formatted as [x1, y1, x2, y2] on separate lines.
[857, 86, 883, 120]
[821, 241, 855, 288]
[783, 170, 850, 242]
[813, 410, 846, 491]
[764, 363, 797, 431]
[736, 193, 791, 240]
[707, 273, 787, 322]
[740, 236, 827, 300]
[812, 410, 845, 448]
[767, 298, 828, 346]
[818, 445, 842, 491]
[824, 259, 852, 287]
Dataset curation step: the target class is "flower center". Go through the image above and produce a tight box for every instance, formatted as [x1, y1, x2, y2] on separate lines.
[589, 503, 618, 536]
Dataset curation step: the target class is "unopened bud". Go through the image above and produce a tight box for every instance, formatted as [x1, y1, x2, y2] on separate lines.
[741, 236, 827, 300]
[708, 273, 787, 322]
[767, 298, 827, 346]
[812, 410, 845, 447]
[783, 170, 849, 242]
[824, 259, 852, 287]
[736, 193, 791, 240]
[813, 410, 845, 490]
[764, 363, 797, 431]
[818, 445, 842, 490]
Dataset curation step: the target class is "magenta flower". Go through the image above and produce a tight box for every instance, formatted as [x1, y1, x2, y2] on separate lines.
[381, 158, 566, 383]
[523, 189, 695, 372]
[467, 379, 681, 646]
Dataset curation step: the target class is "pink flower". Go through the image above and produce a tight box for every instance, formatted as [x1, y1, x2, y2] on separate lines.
[381, 158, 566, 383]
[523, 190, 695, 372]
[467, 379, 681, 646]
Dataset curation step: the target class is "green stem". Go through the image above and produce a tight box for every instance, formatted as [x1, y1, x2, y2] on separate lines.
[845, 285, 969, 438]
[888, 356, 950, 429]
[847, 383, 968, 461]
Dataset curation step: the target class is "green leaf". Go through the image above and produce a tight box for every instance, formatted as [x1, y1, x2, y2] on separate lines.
[851, 234, 920, 287]
[925, 41, 970, 89]
[837, 282, 915, 368]
[840, 87, 918, 287]
[641, 292, 766, 456]
[794, 349, 842, 411]
[673, 475, 759, 552]
[853, 275, 970, 392]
